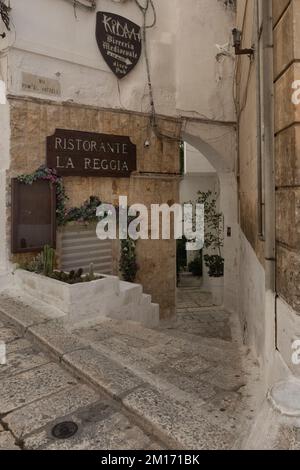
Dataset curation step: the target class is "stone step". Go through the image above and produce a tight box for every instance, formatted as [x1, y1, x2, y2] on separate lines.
[112, 282, 159, 328]
[0, 293, 239, 449]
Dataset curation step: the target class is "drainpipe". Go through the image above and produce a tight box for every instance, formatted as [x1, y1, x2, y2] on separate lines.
[261, 0, 275, 293]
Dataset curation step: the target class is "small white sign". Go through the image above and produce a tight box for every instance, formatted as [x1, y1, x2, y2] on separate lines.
[21, 72, 61, 97]
[0, 341, 6, 365]
[0, 79, 6, 104]
[292, 339, 300, 366]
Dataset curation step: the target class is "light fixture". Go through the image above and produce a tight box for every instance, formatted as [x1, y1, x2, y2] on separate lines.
[232, 28, 254, 57]
[64, 0, 96, 10]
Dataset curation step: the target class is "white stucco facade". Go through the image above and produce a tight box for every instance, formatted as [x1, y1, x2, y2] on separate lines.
[0, 1, 237, 256]
[0, 0, 236, 118]
[0, 1, 240, 316]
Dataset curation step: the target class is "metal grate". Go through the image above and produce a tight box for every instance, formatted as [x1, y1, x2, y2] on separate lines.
[52, 421, 78, 440]
[59, 225, 113, 275]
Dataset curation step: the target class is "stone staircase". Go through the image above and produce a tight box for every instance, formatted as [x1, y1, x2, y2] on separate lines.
[12, 269, 159, 329]
[109, 281, 160, 329]
[0, 290, 263, 449]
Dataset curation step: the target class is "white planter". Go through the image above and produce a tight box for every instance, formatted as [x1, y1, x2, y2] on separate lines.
[14, 269, 119, 320]
[14, 269, 160, 327]
[208, 276, 224, 306]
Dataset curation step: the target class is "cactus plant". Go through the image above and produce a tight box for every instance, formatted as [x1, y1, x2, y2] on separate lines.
[43, 245, 55, 277]
[51, 268, 85, 284]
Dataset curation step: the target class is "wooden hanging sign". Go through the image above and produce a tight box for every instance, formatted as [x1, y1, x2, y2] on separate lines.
[96, 11, 142, 79]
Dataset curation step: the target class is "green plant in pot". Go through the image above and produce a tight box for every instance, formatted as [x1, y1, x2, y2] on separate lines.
[197, 190, 224, 278]
[188, 255, 203, 277]
[204, 254, 224, 278]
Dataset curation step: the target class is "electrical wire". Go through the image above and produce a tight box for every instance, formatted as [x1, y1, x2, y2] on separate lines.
[134, 0, 182, 142]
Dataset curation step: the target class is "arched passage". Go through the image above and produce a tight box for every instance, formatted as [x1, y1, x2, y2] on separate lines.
[181, 122, 239, 314]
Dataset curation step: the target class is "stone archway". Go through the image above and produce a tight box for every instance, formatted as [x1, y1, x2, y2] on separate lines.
[182, 120, 239, 314]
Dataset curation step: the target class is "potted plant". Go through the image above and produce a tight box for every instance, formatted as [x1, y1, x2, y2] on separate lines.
[197, 190, 224, 305]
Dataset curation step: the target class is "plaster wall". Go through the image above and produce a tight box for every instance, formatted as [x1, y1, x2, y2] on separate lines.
[180, 175, 218, 205]
[184, 143, 216, 175]
[0, 0, 237, 319]
[0, 0, 236, 120]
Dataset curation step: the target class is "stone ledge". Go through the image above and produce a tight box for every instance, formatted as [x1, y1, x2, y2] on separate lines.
[122, 386, 235, 450]
[25, 320, 89, 359]
[0, 292, 51, 334]
[61, 348, 145, 400]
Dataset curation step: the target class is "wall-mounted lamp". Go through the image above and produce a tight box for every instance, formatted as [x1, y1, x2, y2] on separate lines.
[64, 0, 96, 10]
[232, 28, 254, 57]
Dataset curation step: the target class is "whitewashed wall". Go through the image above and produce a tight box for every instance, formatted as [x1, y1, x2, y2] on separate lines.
[0, 0, 237, 301]
[0, 0, 235, 120]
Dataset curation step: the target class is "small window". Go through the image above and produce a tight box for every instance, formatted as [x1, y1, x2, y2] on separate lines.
[11, 178, 56, 253]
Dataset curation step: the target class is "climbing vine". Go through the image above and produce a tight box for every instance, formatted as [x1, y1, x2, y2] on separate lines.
[64, 196, 102, 225]
[17, 167, 104, 226]
[17, 166, 68, 226]
[17, 167, 138, 282]
[119, 237, 138, 283]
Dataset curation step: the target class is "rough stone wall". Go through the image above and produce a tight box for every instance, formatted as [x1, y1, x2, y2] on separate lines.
[7, 96, 180, 319]
[236, 0, 265, 264]
[235, 0, 266, 360]
[273, 0, 300, 313]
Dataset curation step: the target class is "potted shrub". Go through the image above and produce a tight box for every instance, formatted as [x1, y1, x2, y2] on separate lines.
[197, 190, 224, 306]
[188, 254, 203, 277]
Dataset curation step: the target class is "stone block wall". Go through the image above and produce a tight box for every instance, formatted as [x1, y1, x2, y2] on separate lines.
[274, 0, 300, 313]
[236, 0, 265, 263]
[235, 0, 266, 360]
[7, 96, 181, 319]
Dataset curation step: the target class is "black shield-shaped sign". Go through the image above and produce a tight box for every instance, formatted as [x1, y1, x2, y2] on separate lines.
[96, 11, 142, 79]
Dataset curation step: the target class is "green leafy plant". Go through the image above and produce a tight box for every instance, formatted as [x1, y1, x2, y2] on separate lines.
[64, 196, 101, 224]
[188, 255, 203, 277]
[51, 266, 103, 284]
[204, 254, 224, 277]
[197, 190, 224, 278]
[19, 245, 55, 275]
[17, 168, 102, 227]
[120, 238, 138, 283]
[20, 252, 44, 273]
[17, 166, 68, 226]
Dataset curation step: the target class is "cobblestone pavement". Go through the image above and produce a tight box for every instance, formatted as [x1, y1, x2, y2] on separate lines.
[70, 288, 262, 448]
[176, 288, 232, 341]
[1, 287, 300, 449]
[176, 287, 215, 310]
[0, 319, 161, 450]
